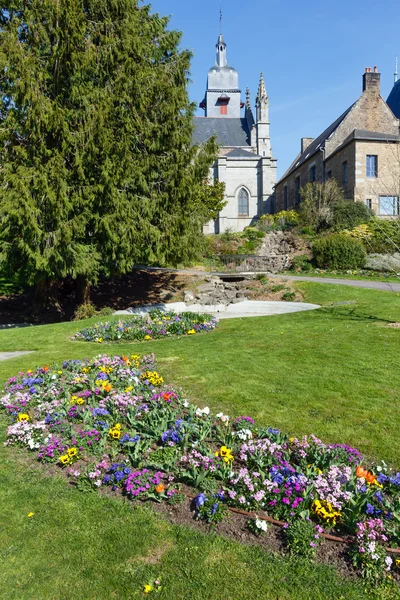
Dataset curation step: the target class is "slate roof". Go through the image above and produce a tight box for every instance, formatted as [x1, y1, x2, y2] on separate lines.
[387, 80, 400, 118]
[193, 117, 251, 147]
[226, 148, 260, 159]
[279, 103, 355, 183]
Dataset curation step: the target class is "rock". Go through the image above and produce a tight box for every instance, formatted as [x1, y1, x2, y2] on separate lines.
[184, 290, 195, 303]
[197, 283, 216, 293]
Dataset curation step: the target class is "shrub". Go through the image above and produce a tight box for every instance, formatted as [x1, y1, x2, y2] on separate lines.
[331, 200, 373, 232]
[299, 180, 344, 232]
[290, 254, 312, 272]
[73, 302, 114, 321]
[367, 219, 400, 254]
[282, 291, 296, 302]
[257, 211, 299, 232]
[284, 520, 322, 559]
[73, 302, 98, 321]
[312, 234, 366, 270]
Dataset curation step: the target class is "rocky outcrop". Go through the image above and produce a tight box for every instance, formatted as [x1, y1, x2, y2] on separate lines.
[255, 231, 309, 273]
[185, 276, 250, 306]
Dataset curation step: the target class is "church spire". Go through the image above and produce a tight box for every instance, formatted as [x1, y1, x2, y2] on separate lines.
[216, 33, 227, 67]
[256, 73, 268, 105]
[395, 56, 398, 84]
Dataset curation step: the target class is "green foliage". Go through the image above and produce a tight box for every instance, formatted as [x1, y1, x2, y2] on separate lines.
[290, 254, 313, 272]
[73, 302, 113, 321]
[285, 520, 321, 559]
[258, 210, 300, 232]
[312, 235, 366, 270]
[282, 291, 296, 301]
[299, 180, 345, 232]
[331, 200, 373, 232]
[0, 0, 218, 304]
[367, 219, 400, 254]
[204, 228, 264, 257]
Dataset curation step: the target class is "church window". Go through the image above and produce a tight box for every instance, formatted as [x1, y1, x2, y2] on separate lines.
[309, 165, 316, 183]
[220, 104, 228, 115]
[238, 188, 249, 216]
[342, 161, 348, 185]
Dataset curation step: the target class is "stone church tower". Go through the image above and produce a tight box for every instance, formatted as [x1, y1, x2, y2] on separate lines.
[194, 33, 277, 233]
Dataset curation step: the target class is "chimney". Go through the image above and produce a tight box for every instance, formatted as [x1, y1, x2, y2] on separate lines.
[301, 137, 314, 153]
[363, 67, 380, 93]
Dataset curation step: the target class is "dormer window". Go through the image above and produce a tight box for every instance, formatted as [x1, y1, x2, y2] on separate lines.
[218, 94, 230, 116]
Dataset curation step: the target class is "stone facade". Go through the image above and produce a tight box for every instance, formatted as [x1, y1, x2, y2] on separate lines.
[276, 68, 400, 216]
[194, 34, 277, 233]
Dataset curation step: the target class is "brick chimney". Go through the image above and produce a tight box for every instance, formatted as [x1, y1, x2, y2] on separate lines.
[363, 66, 380, 93]
[301, 137, 314, 153]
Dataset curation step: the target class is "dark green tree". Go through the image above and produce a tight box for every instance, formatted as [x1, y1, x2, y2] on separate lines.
[0, 0, 219, 309]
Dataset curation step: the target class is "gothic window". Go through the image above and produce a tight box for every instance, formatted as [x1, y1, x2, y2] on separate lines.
[238, 188, 249, 216]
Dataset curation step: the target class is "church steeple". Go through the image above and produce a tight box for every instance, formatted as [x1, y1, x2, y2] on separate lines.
[205, 31, 241, 118]
[216, 34, 228, 68]
[255, 73, 271, 157]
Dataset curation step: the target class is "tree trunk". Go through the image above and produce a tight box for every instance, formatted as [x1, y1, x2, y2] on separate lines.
[75, 276, 91, 305]
[33, 278, 62, 320]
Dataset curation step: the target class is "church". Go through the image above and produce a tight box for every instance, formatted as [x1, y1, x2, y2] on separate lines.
[193, 33, 277, 233]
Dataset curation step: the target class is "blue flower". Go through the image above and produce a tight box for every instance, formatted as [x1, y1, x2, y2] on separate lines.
[374, 490, 383, 504]
[194, 493, 207, 508]
[366, 503, 375, 515]
[210, 503, 218, 515]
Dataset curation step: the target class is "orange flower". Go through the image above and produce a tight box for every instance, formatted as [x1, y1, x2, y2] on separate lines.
[122, 356, 128, 362]
[162, 393, 172, 401]
[355, 466, 368, 478]
[104, 384, 112, 393]
[365, 471, 377, 484]
[155, 484, 165, 494]
[43, 366, 49, 372]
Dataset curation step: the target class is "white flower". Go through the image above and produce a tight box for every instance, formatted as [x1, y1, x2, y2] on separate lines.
[234, 429, 253, 441]
[182, 400, 189, 408]
[255, 518, 268, 532]
[385, 556, 393, 571]
[195, 406, 210, 417]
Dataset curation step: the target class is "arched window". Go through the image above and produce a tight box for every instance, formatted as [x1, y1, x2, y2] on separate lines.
[238, 188, 249, 216]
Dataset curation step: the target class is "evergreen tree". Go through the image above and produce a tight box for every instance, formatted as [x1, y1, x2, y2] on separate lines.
[0, 0, 220, 308]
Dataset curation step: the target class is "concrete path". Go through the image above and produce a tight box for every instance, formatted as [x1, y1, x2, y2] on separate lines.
[114, 300, 320, 320]
[0, 351, 34, 362]
[135, 266, 400, 292]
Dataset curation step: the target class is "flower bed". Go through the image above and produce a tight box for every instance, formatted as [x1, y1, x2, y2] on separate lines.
[72, 310, 218, 343]
[1, 354, 400, 585]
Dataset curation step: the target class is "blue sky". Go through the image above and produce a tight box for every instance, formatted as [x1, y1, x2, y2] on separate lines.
[149, 0, 400, 179]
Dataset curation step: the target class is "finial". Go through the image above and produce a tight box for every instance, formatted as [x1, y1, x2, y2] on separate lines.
[246, 87, 251, 109]
[220, 5, 222, 35]
[256, 73, 268, 103]
[395, 56, 398, 84]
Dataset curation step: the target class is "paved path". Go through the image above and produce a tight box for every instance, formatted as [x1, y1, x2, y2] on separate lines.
[115, 300, 321, 320]
[137, 266, 400, 292]
[0, 351, 34, 362]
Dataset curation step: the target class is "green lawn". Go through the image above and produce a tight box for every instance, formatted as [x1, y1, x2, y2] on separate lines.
[280, 270, 400, 284]
[1, 282, 400, 599]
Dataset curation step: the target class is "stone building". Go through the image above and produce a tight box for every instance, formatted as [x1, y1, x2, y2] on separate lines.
[193, 33, 277, 233]
[275, 68, 400, 217]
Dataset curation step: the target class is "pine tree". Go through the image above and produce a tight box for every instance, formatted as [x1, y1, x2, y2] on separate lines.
[0, 1, 220, 309]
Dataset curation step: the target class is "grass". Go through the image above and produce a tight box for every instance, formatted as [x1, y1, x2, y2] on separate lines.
[280, 270, 400, 284]
[1, 281, 400, 598]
